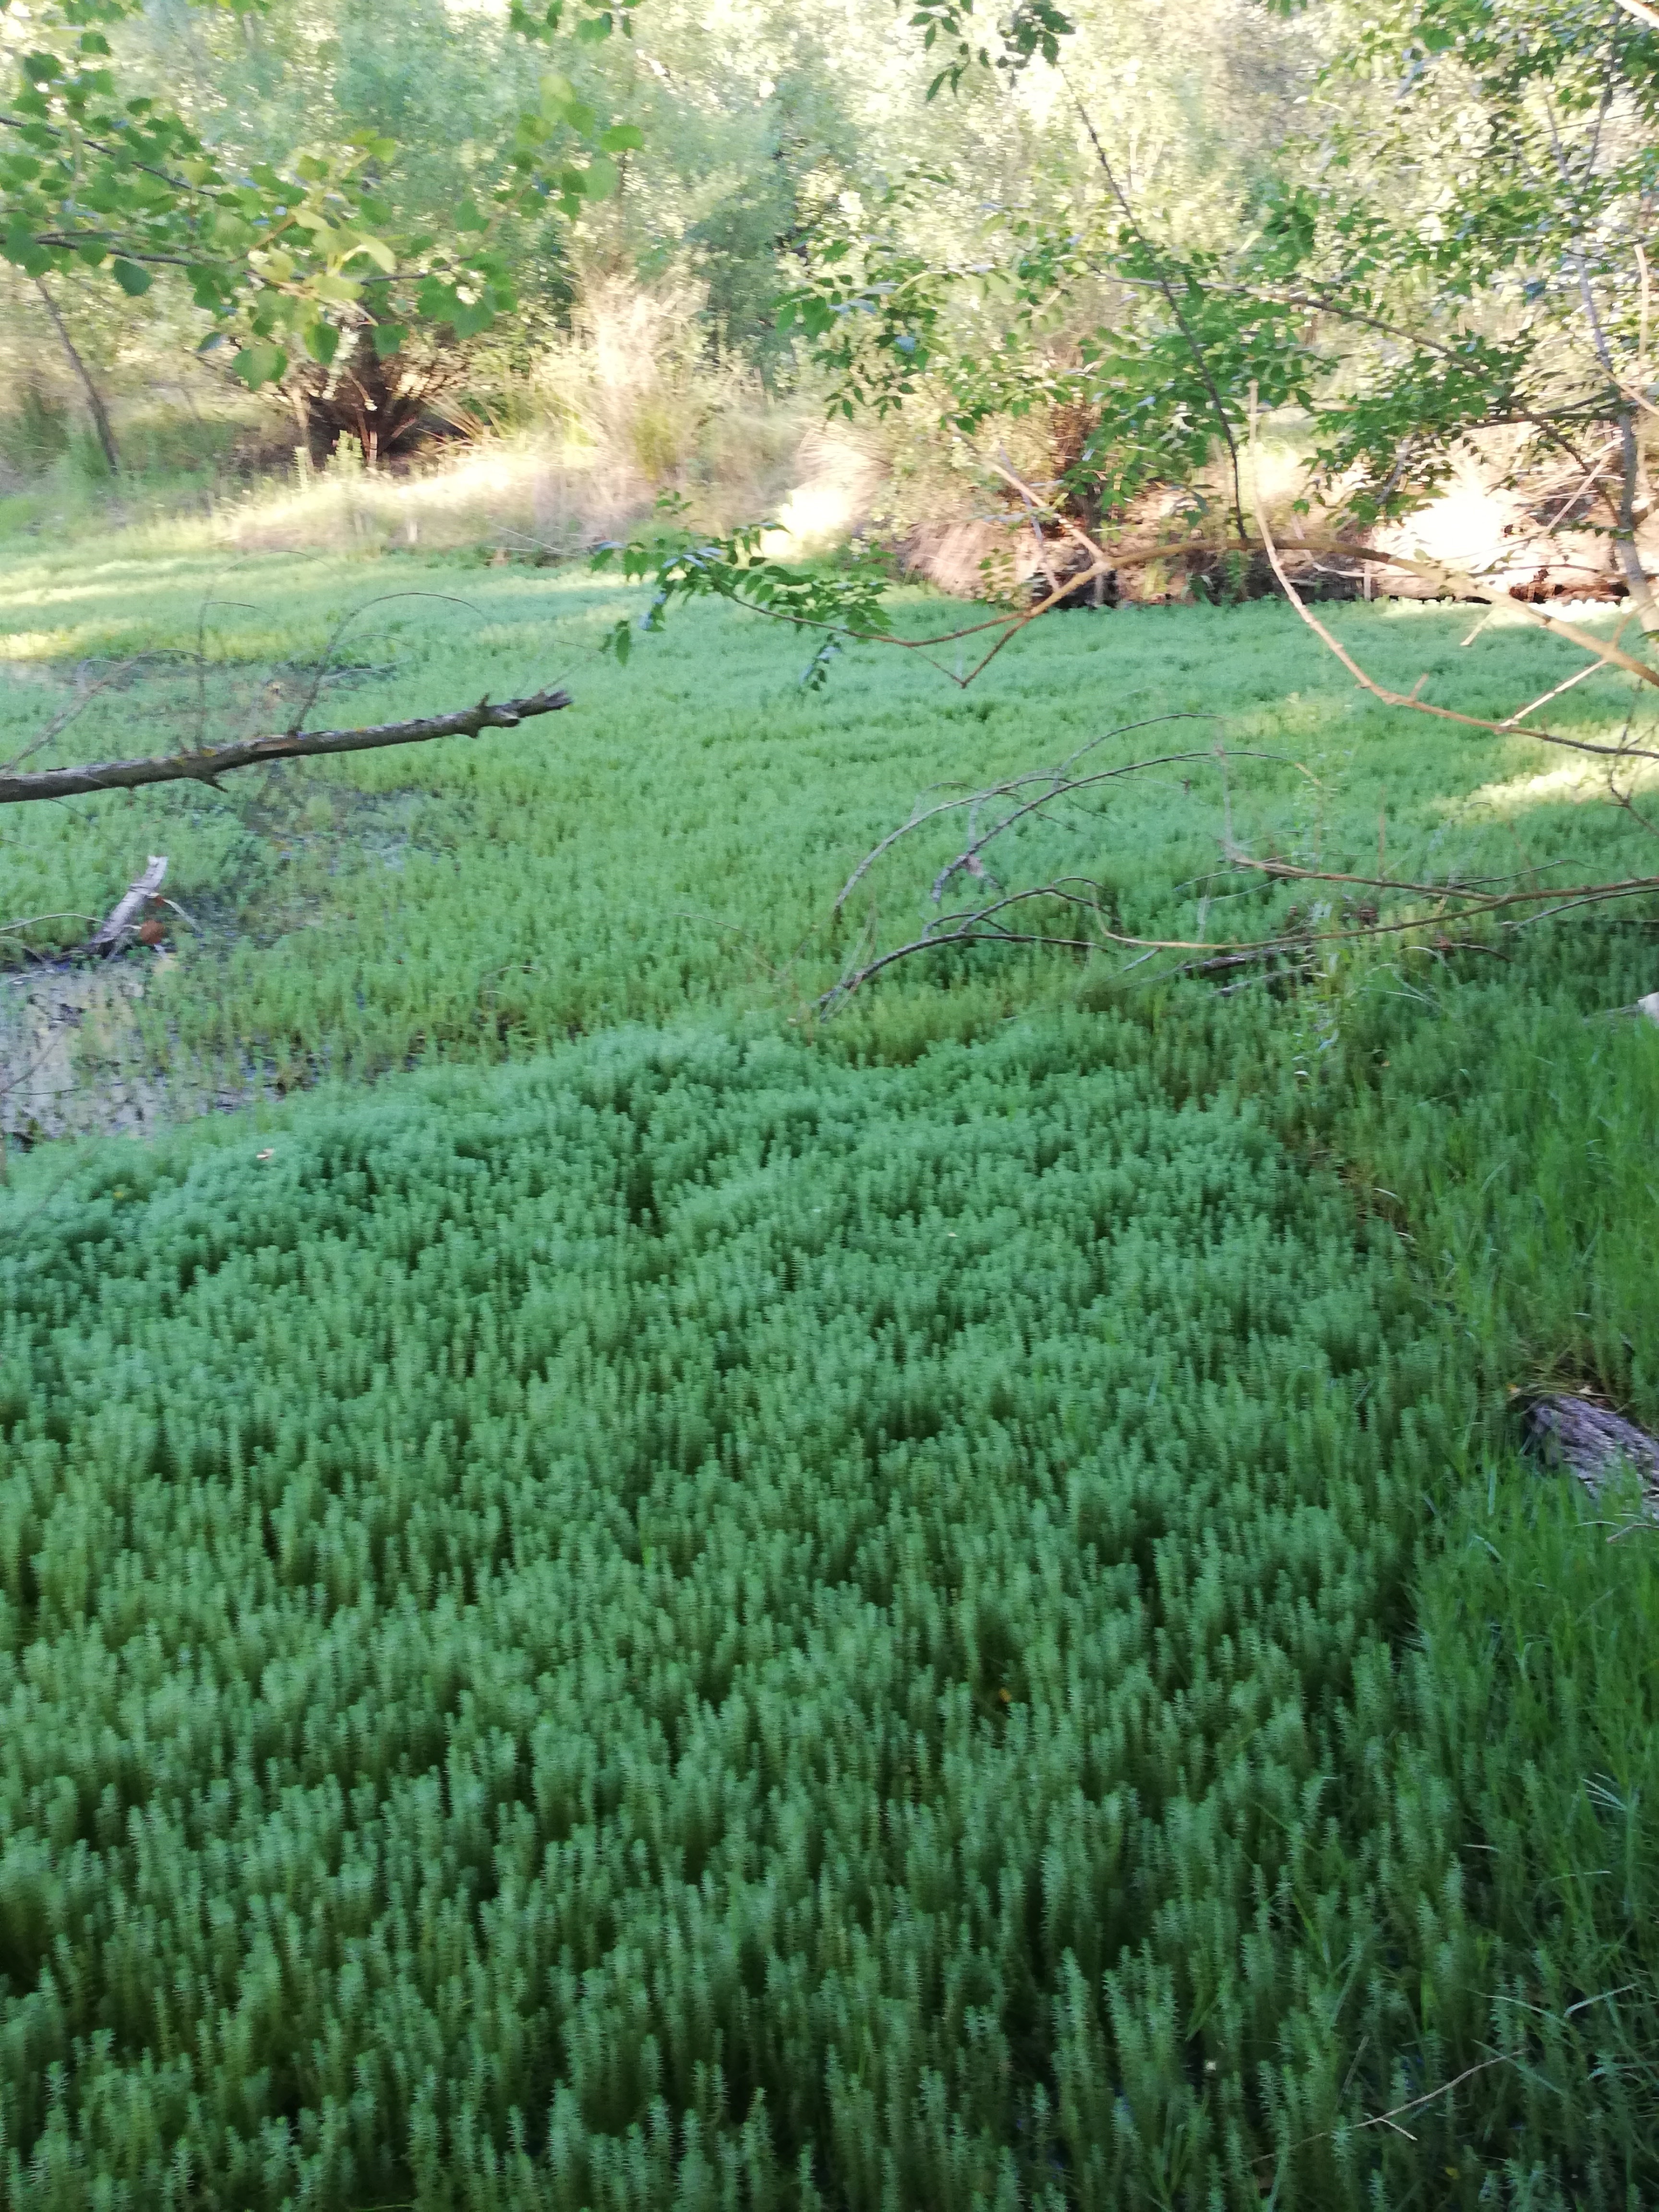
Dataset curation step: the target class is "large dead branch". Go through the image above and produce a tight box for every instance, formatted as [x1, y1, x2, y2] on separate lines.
[817, 628, 1659, 1012]
[0, 685, 572, 807]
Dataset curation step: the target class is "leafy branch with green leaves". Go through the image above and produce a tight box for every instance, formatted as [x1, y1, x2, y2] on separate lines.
[1, 0, 645, 388]
[775, 0, 1659, 582]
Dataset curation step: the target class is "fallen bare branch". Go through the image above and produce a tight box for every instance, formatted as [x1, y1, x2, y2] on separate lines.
[819, 869, 1659, 1012]
[818, 749, 1659, 1014]
[0, 685, 573, 807]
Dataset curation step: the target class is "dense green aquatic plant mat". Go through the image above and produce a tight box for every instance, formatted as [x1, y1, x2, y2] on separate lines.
[2, 1013, 1652, 2209]
[3, 556, 1658, 2205]
[7, 556, 1659, 1098]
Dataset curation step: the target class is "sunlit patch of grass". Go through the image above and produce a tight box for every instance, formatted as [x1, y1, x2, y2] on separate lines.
[0, 628, 80, 662]
[1454, 750, 1659, 816]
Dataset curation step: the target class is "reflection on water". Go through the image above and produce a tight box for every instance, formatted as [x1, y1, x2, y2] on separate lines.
[1, 951, 273, 1143]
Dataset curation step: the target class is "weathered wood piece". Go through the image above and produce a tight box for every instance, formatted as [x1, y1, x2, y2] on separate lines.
[1524, 1393, 1659, 1517]
[89, 856, 168, 954]
[0, 686, 573, 807]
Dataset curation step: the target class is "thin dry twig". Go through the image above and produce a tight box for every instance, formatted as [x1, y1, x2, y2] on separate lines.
[1498, 640, 1625, 730]
[833, 715, 1220, 912]
[930, 745, 1315, 906]
[281, 592, 487, 738]
[1, 656, 148, 775]
[0, 911, 100, 937]
[1254, 2056, 1514, 2168]
[193, 599, 259, 752]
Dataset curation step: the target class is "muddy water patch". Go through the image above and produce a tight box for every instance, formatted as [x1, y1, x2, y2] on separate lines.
[1, 953, 273, 1143]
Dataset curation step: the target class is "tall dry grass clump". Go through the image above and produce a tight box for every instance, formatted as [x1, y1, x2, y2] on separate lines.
[218, 276, 815, 561]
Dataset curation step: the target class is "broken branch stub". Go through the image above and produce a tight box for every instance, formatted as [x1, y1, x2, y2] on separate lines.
[89, 856, 168, 955]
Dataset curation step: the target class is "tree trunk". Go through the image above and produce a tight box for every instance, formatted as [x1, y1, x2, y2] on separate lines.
[1611, 409, 1659, 634]
[34, 280, 121, 476]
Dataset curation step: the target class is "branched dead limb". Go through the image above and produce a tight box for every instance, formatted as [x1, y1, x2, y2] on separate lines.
[817, 729, 1659, 1014]
[1332, 545, 1659, 692]
[1544, 91, 1659, 633]
[0, 685, 573, 806]
[803, 426, 1659, 1013]
[819, 863, 1659, 1012]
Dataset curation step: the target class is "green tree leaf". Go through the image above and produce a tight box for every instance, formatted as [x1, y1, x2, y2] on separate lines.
[232, 340, 288, 388]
